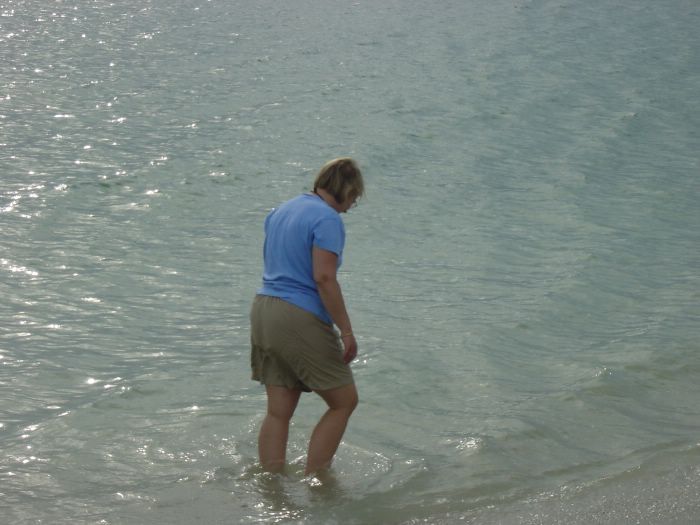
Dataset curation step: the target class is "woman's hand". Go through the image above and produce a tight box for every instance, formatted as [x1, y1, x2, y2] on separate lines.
[341, 333, 358, 364]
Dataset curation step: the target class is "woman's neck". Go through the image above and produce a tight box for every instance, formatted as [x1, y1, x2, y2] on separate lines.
[313, 188, 342, 212]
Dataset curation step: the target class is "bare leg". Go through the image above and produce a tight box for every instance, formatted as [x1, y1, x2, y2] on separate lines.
[258, 385, 302, 473]
[306, 383, 358, 475]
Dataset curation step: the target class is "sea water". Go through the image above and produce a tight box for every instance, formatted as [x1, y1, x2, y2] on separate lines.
[1, 0, 699, 523]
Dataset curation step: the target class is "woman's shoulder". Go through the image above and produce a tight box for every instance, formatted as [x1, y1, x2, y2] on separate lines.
[292, 194, 338, 215]
[273, 194, 342, 229]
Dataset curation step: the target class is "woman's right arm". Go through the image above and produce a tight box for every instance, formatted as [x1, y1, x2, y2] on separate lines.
[312, 246, 357, 364]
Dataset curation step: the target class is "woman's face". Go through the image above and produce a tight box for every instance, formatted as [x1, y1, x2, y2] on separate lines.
[339, 194, 358, 213]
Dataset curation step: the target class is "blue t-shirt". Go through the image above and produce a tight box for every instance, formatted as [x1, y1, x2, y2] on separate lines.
[258, 193, 345, 324]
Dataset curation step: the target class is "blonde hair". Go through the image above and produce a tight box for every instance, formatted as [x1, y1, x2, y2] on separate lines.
[313, 157, 364, 204]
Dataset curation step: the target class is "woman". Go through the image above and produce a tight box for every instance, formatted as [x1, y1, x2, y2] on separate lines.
[250, 157, 364, 475]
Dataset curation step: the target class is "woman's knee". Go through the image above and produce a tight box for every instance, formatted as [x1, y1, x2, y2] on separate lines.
[346, 386, 359, 412]
[316, 383, 358, 412]
[265, 385, 301, 420]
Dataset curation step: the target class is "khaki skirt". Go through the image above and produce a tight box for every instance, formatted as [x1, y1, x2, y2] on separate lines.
[250, 295, 354, 392]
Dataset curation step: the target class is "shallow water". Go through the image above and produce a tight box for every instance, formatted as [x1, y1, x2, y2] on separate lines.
[2, 0, 700, 523]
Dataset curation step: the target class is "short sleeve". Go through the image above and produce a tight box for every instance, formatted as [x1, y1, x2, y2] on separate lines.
[312, 217, 345, 256]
